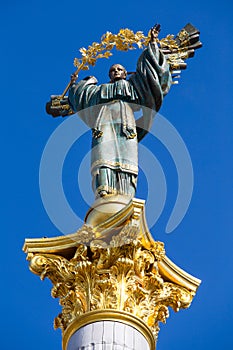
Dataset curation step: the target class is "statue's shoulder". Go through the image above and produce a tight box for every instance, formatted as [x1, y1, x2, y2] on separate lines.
[72, 76, 99, 94]
[82, 76, 98, 85]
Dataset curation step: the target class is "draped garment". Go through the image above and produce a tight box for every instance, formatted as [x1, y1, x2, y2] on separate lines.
[68, 43, 171, 197]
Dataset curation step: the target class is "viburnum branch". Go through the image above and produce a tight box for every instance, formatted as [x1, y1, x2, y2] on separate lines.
[60, 28, 180, 98]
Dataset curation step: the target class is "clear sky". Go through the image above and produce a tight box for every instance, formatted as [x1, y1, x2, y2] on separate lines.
[1, 1, 232, 349]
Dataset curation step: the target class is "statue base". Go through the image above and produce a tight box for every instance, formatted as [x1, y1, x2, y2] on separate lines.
[85, 194, 133, 227]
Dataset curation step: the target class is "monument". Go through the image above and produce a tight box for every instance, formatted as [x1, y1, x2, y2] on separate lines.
[23, 23, 202, 350]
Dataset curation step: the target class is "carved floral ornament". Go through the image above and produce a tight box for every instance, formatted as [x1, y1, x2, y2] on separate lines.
[28, 227, 194, 342]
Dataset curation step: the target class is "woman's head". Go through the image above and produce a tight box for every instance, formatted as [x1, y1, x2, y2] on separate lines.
[109, 64, 127, 82]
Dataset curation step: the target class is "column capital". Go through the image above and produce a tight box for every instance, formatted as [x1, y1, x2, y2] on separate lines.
[23, 197, 201, 349]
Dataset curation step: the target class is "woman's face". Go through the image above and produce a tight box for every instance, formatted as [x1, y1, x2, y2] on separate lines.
[109, 64, 127, 82]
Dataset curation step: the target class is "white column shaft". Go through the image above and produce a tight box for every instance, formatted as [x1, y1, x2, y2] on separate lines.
[67, 321, 150, 350]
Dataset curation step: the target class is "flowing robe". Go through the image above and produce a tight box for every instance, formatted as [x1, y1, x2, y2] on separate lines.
[68, 43, 171, 198]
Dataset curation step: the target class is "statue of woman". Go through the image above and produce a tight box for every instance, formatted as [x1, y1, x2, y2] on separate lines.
[67, 27, 172, 199]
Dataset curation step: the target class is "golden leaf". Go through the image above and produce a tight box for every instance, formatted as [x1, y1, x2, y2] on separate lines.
[87, 57, 97, 66]
[103, 51, 112, 58]
[73, 58, 81, 68]
[159, 34, 178, 51]
[79, 47, 87, 56]
[95, 53, 105, 59]
[105, 43, 114, 50]
[81, 56, 88, 64]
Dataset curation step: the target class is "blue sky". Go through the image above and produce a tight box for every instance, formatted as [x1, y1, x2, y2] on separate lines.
[1, 1, 232, 349]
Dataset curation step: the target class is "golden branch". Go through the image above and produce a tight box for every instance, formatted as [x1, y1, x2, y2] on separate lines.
[60, 28, 182, 98]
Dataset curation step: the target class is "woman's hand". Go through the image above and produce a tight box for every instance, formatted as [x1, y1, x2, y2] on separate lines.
[150, 24, 161, 43]
[70, 73, 78, 84]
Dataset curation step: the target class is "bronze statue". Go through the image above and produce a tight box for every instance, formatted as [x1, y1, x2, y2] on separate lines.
[46, 24, 202, 199]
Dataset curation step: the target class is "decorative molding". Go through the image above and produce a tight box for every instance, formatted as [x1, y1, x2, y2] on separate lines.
[63, 310, 155, 350]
